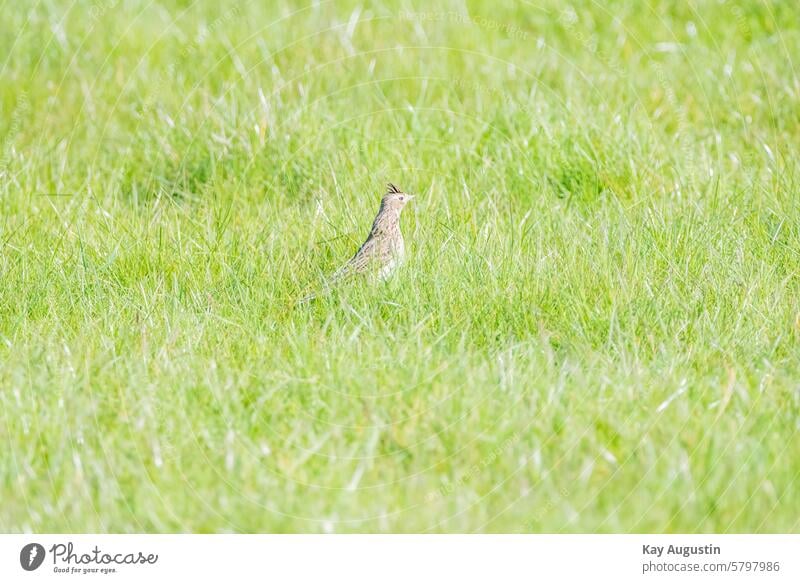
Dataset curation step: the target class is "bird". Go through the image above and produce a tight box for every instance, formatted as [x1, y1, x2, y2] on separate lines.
[300, 183, 414, 302]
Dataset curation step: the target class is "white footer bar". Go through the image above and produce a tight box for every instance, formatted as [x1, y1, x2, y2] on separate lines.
[1, 535, 797, 582]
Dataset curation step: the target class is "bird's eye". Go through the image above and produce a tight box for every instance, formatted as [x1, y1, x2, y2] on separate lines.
[399, 196, 405, 201]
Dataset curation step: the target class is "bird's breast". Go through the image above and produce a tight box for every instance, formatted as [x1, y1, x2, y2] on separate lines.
[393, 233, 405, 258]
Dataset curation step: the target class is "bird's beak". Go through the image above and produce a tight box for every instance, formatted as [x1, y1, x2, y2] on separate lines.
[407, 195, 415, 201]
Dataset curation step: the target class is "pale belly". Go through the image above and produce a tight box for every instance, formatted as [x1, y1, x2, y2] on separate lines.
[379, 236, 405, 280]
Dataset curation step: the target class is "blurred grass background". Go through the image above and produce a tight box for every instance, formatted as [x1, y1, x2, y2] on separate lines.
[1, 0, 799, 532]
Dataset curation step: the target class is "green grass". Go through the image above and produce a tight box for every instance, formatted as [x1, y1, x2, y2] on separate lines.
[1, 0, 799, 533]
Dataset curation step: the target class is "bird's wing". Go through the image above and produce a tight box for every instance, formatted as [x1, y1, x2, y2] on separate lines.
[330, 235, 379, 282]
[298, 234, 384, 304]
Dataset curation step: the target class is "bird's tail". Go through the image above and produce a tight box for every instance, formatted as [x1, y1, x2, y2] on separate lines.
[297, 261, 359, 305]
[296, 281, 334, 305]
[297, 290, 319, 304]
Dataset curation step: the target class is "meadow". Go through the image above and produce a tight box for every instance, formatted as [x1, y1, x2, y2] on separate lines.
[1, 0, 799, 532]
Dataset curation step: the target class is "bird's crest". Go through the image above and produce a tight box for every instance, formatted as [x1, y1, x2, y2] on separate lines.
[386, 183, 402, 194]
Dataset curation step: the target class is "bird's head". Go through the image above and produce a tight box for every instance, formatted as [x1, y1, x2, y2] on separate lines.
[381, 183, 414, 212]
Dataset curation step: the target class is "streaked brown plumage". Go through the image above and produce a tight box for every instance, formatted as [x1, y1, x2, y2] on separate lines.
[300, 183, 414, 302]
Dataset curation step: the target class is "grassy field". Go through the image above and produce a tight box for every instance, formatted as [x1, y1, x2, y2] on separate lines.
[1, 0, 799, 533]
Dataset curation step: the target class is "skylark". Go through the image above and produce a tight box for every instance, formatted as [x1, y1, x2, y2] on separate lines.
[300, 183, 414, 302]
